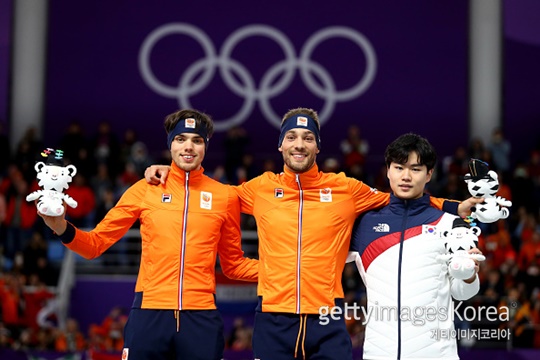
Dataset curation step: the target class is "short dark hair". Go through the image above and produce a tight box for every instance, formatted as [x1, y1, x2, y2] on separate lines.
[384, 133, 437, 171]
[163, 109, 214, 139]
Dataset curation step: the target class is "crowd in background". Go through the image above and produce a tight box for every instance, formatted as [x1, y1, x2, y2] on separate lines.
[0, 119, 539, 352]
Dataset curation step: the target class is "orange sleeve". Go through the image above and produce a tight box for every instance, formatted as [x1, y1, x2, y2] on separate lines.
[349, 177, 391, 215]
[217, 186, 258, 282]
[429, 197, 446, 210]
[430, 197, 460, 214]
[349, 175, 459, 215]
[234, 175, 261, 215]
[63, 180, 145, 259]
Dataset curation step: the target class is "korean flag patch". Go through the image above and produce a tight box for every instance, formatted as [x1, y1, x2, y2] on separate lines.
[423, 225, 437, 236]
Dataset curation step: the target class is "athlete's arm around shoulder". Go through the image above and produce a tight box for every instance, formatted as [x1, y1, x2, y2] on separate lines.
[346, 211, 372, 267]
[145, 164, 171, 185]
[218, 184, 258, 282]
[344, 175, 390, 215]
[344, 174, 482, 217]
[233, 173, 269, 215]
[54, 179, 147, 259]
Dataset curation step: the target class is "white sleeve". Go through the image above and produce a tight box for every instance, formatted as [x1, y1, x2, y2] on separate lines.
[450, 274, 480, 300]
[347, 251, 359, 263]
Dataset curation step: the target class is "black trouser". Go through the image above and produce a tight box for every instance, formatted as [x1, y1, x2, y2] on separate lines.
[252, 299, 352, 360]
[123, 293, 224, 360]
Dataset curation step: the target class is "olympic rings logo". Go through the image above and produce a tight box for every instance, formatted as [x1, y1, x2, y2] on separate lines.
[139, 23, 377, 131]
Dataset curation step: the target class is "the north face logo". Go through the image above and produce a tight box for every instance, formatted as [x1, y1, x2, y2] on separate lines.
[373, 223, 390, 232]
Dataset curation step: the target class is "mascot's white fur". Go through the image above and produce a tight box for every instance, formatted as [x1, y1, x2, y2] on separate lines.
[438, 218, 485, 280]
[26, 148, 78, 216]
[464, 159, 512, 223]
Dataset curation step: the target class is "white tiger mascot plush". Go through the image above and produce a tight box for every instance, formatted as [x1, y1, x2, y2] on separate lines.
[464, 159, 512, 223]
[26, 148, 78, 216]
[438, 218, 485, 280]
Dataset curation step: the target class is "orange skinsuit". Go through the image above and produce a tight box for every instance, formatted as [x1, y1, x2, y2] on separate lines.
[235, 164, 451, 314]
[62, 163, 258, 310]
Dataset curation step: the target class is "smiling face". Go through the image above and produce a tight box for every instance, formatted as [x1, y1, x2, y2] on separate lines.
[278, 128, 319, 173]
[387, 151, 432, 200]
[170, 133, 206, 172]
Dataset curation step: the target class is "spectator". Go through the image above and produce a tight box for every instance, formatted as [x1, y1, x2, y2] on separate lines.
[438, 172, 469, 201]
[54, 318, 86, 352]
[0, 322, 13, 348]
[527, 150, 540, 185]
[511, 163, 536, 212]
[321, 157, 341, 173]
[58, 120, 93, 178]
[116, 161, 140, 196]
[518, 230, 540, 271]
[3, 177, 37, 260]
[479, 267, 504, 306]
[0, 192, 6, 243]
[223, 125, 250, 184]
[65, 174, 96, 228]
[514, 209, 539, 247]
[468, 137, 486, 161]
[34, 327, 55, 351]
[103, 318, 125, 352]
[496, 171, 512, 203]
[22, 231, 48, 277]
[94, 187, 116, 224]
[0, 273, 25, 335]
[90, 163, 114, 209]
[127, 141, 153, 178]
[340, 124, 369, 173]
[119, 128, 138, 169]
[14, 127, 43, 182]
[22, 282, 55, 331]
[0, 121, 10, 177]
[236, 154, 259, 185]
[443, 145, 469, 178]
[226, 317, 246, 349]
[88, 306, 127, 341]
[91, 120, 121, 179]
[480, 221, 515, 269]
[488, 127, 511, 174]
[230, 327, 252, 351]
